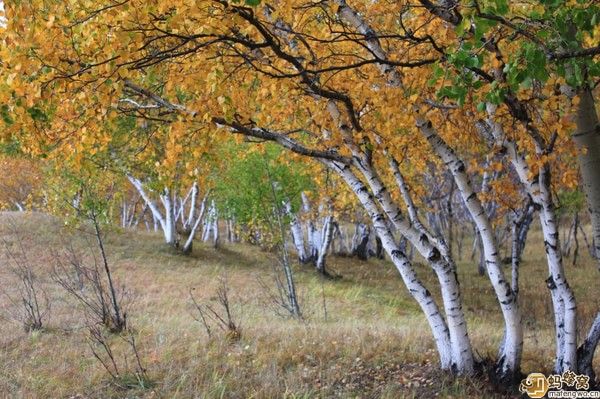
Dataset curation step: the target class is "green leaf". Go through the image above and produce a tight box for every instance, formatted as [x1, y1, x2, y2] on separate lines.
[494, 0, 509, 15]
[27, 106, 49, 122]
[0, 105, 14, 125]
[455, 18, 471, 37]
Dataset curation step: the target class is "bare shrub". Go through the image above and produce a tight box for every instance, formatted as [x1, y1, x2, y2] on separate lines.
[190, 277, 241, 341]
[53, 214, 128, 332]
[86, 322, 151, 389]
[256, 259, 307, 320]
[1, 218, 50, 332]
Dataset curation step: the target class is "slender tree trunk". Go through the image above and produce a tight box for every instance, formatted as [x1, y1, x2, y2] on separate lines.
[352, 223, 370, 260]
[182, 194, 208, 255]
[332, 221, 350, 256]
[265, 163, 301, 317]
[152, 213, 158, 232]
[92, 214, 125, 332]
[578, 312, 600, 383]
[330, 161, 454, 370]
[417, 116, 522, 381]
[285, 201, 310, 263]
[511, 204, 534, 297]
[538, 165, 578, 372]
[446, 180, 455, 259]
[345, 158, 475, 374]
[315, 215, 334, 275]
[484, 105, 578, 373]
[128, 175, 176, 246]
[210, 201, 219, 248]
[159, 189, 177, 247]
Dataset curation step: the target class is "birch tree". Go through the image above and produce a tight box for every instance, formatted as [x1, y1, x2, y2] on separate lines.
[127, 176, 208, 253]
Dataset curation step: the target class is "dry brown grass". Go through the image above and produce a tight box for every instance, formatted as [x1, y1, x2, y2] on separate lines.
[0, 211, 598, 398]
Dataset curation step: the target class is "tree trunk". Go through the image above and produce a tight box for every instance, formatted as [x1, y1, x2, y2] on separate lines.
[315, 215, 334, 275]
[159, 188, 177, 247]
[340, 158, 476, 374]
[511, 204, 534, 297]
[578, 312, 600, 383]
[351, 223, 370, 260]
[417, 116, 522, 381]
[331, 161, 454, 370]
[573, 87, 600, 267]
[128, 175, 177, 247]
[538, 165, 578, 372]
[332, 221, 350, 256]
[182, 194, 208, 255]
[285, 201, 310, 263]
[484, 105, 578, 373]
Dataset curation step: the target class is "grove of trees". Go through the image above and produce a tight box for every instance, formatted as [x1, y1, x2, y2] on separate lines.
[1, 0, 600, 393]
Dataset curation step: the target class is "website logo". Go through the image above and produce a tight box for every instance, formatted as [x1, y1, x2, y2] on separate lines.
[520, 371, 598, 398]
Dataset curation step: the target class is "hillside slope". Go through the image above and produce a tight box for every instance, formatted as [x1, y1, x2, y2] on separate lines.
[0, 212, 598, 398]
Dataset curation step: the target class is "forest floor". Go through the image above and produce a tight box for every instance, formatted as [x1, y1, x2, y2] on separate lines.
[0, 212, 599, 398]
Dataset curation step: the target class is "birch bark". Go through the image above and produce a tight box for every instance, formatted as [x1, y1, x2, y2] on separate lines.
[285, 201, 310, 263]
[484, 105, 577, 372]
[416, 115, 522, 378]
[572, 87, 600, 266]
[330, 161, 453, 370]
[315, 215, 334, 275]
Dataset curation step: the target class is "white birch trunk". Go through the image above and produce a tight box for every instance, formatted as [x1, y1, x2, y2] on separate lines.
[538, 165, 578, 372]
[388, 156, 452, 262]
[202, 200, 219, 247]
[121, 201, 128, 228]
[182, 193, 208, 255]
[185, 182, 199, 230]
[578, 312, 600, 380]
[510, 204, 534, 297]
[153, 213, 159, 232]
[285, 201, 310, 263]
[354, 158, 475, 374]
[159, 188, 177, 246]
[139, 204, 150, 230]
[573, 87, 600, 265]
[485, 105, 578, 372]
[315, 215, 334, 274]
[333, 222, 350, 256]
[301, 193, 319, 262]
[212, 211, 219, 248]
[128, 175, 173, 245]
[330, 161, 453, 369]
[334, 0, 402, 87]
[416, 115, 522, 378]
[202, 218, 210, 242]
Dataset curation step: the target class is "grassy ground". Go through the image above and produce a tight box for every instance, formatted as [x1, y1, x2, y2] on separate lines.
[0, 212, 598, 398]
